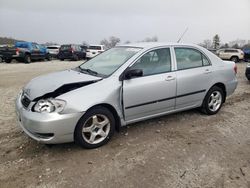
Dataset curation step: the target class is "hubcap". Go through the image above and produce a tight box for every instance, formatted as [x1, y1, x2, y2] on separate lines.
[208, 91, 222, 112]
[82, 114, 110, 144]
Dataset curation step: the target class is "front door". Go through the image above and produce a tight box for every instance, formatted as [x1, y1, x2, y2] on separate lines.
[123, 48, 177, 122]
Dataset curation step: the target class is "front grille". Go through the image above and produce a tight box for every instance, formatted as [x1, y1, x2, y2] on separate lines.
[21, 95, 31, 108]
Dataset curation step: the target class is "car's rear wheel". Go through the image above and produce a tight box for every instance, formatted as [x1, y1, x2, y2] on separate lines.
[24, 54, 31, 64]
[201, 86, 224, 115]
[74, 106, 115, 149]
[5, 59, 12, 63]
[230, 56, 239, 63]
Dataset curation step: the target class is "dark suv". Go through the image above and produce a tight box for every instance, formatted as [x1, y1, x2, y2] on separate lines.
[58, 44, 86, 61]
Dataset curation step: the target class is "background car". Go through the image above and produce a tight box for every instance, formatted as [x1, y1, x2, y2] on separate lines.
[86, 45, 105, 59]
[216, 48, 244, 62]
[47, 45, 60, 58]
[245, 63, 250, 80]
[0, 42, 51, 63]
[57, 44, 86, 61]
[243, 48, 250, 62]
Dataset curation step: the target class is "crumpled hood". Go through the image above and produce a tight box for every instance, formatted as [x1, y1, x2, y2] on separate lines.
[23, 69, 101, 100]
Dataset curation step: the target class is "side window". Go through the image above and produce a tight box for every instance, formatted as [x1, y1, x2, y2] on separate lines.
[32, 44, 38, 49]
[202, 54, 210, 66]
[131, 48, 171, 76]
[175, 48, 203, 70]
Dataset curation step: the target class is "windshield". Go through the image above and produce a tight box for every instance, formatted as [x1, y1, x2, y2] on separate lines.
[79, 47, 142, 77]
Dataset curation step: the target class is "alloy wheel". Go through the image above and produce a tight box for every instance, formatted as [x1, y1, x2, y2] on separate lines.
[82, 114, 110, 144]
[208, 91, 222, 112]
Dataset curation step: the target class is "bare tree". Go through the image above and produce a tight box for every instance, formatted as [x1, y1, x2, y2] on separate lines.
[82, 41, 89, 46]
[124, 40, 131, 44]
[141, 36, 158, 42]
[100, 36, 120, 49]
[212, 34, 220, 49]
[199, 39, 212, 49]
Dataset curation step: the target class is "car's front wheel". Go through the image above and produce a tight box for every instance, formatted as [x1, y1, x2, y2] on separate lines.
[74, 106, 115, 149]
[201, 86, 224, 115]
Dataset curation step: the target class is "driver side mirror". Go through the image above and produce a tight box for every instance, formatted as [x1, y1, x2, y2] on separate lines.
[122, 69, 143, 80]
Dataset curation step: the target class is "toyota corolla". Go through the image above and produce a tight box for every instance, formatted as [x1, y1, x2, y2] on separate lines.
[16, 43, 238, 148]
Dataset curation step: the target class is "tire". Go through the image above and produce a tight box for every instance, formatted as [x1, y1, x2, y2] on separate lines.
[24, 54, 31, 64]
[230, 56, 239, 63]
[201, 86, 224, 115]
[74, 106, 115, 149]
[5, 59, 12, 63]
[60, 58, 64, 61]
[73, 55, 79, 61]
[46, 54, 51, 61]
[0, 56, 3, 63]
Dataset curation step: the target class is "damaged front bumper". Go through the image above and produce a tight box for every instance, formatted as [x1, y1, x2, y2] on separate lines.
[15, 93, 84, 144]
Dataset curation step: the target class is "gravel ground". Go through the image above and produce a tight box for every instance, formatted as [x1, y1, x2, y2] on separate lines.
[0, 60, 250, 188]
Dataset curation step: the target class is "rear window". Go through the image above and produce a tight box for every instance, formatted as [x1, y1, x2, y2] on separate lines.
[60, 45, 71, 50]
[225, 49, 238, 53]
[89, 46, 102, 50]
[47, 47, 59, 49]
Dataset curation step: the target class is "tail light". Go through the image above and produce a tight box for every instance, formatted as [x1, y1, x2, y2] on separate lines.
[234, 64, 237, 74]
[70, 48, 74, 53]
[16, 48, 20, 55]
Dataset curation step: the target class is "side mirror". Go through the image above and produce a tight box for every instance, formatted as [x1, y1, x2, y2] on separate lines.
[123, 69, 143, 80]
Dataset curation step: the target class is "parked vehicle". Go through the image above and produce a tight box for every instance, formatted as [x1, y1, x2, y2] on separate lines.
[58, 44, 86, 61]
[245, 63, 250, 80]
[0, 42, 51, 63]
[47, 45, 60, 58]
[86, 45, 105, 59]
[16, 43, 238, 148]
[243, 48, 250, 62]
[0, 45, 18, 63]
[216, 48, 244, 63]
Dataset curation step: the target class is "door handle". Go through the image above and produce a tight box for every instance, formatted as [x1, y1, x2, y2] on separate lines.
[204, 69, 212, 74]
[165, 76, 175, 81]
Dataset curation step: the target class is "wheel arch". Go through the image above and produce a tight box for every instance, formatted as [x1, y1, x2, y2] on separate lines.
[210, 82, 226, 103]
[79, 103, 121, 132]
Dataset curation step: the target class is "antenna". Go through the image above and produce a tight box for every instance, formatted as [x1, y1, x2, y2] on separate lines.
[177, 27, 188, 43]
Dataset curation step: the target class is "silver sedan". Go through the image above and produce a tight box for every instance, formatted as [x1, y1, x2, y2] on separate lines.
[16, 43, 238, 148]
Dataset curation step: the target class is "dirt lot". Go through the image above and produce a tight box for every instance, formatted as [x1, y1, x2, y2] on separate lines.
[0, 60, 250, 188]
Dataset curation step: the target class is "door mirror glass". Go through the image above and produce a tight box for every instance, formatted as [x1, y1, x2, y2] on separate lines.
[124, 69, 143, 80]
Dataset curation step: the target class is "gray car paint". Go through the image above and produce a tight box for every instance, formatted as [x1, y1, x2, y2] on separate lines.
[16, 43, 238, 144]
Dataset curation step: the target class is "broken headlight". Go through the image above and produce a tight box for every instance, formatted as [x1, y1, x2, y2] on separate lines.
[33, 99, 66, 113]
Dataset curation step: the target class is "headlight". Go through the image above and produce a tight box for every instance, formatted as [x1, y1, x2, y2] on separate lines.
[247, 63, 250, 67]
[33, 99, 66, 113]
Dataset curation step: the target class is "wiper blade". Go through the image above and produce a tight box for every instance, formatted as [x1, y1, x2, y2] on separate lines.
[78, 67, 98, 76]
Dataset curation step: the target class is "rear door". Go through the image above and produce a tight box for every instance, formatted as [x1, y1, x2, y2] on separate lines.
[30, 43, 40, 59]
[174, 47, 212, 109]
[123, 47, 177, 122]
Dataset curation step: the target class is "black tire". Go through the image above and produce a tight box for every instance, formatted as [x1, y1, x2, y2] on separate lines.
[60, 58, 64, 61]
[74, 106, 115, 149]
[46, 54, 51, 61]
[73, 55, 79, 61]
[24, 54, 31, 64]
[5, 59, 12, 63]
[0, 56, 3, 63]
[230, 56, 239, 63]
[201, 86, 224, 115]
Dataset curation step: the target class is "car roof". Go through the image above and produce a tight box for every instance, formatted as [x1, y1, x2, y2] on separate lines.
[118, 42, 201, 49]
